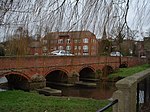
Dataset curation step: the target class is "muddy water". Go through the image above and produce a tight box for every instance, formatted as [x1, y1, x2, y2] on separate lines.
[0, 76, 116, 100]
[0, 77, 8, 91]
[0, 77, 7, 83]
[49, 82, 116, 100]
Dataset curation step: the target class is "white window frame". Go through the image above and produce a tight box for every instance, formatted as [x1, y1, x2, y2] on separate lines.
[58, 39, 63, 44]
[66, 39, 71, 44]
[83, 38, 89, 43]
[74, 46, 77, 50]
[78, 46, 81, 50]
[83, 45, 88, 52]
[43, 46, 47, 51]
[66, 46, 71, 50]
[83, 53, 89, 55]
[58, 46, 63, 50]
[43, 40, 47, 44]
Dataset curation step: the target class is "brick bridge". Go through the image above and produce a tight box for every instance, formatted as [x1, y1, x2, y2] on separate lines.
[0, 56, 146, 90]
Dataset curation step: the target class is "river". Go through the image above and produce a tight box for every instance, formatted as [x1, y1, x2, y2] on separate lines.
[48, 82, 116, 100]
[0, 76, 116, 100]
[0, 77, 8, 91]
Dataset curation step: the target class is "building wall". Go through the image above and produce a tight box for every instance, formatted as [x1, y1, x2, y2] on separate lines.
[0, 56, 146, 90]
[144, 37, 150, 50]
[28, 41, 43, 55]
[41, 31, 98, 56]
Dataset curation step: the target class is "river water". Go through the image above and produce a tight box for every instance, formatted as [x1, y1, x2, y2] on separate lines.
[0, 76, 116, 100]
[0, 77, 8, 91]
[49, 82, 116, 100]
[0, 77, 7, 83]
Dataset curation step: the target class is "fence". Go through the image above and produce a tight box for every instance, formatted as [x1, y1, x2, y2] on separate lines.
[137, 75, 150, 111]
[96, 99, 118, 112]
[112, 68, 150, 112]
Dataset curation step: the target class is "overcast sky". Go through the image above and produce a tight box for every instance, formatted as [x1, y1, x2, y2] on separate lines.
[127, 0, 150, 36]
[0, 0, 150, 41]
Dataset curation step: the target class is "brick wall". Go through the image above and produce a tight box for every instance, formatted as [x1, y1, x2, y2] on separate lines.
[0, 56, 145, 80]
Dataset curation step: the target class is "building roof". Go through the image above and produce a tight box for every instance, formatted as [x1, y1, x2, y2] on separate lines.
[29, 41, 41, 48]
[43, 31, 96, 40]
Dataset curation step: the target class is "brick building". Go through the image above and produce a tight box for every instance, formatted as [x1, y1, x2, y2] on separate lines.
[28, 40, 42, 55]
[144, 37, 150, 63]
[144, 37, 150, 50]
[41, 31, 98, 56]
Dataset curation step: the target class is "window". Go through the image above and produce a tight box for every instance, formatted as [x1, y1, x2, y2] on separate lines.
[42, 53, 47, 55]
[83, 45, 88, 52]
[83, 38, 88, 43]
[74, 46, 77, 50]
[78, 52, 81, 55]
[74, 39, 77, 43]
[78, 46, 81, 50]
[43, 46, 47, 52]
[92, 39, 96, 43]
[66, 39, 71, 43]
[51, 47, 56, 50]
[74, 39, 81, 43]
[83, 53, 89, 55]
[43, 46, 47, 51]
[43, 40, 47, 44]
[66, 46, 71, 50]
[58, 39, 63, 44]
[58, 46, 63, 50]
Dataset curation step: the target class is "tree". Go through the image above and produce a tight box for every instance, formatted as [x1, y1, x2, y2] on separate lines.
[5, 27, 32, 56]
[99, 39, 112, 56]
[0, 45, 5, 56]
[0, 0, 149, 43]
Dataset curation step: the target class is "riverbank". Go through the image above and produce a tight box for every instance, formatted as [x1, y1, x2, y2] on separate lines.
[108, 64, 150, 81]
[0, 90, 111, 112]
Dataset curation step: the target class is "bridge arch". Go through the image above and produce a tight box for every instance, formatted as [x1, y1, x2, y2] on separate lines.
[79, 66, 96, 81]
[2, 71, 30, 90]
[102, 65, 114, 77]
[120, 61, 128, 68]
[45, 68, 69, 84]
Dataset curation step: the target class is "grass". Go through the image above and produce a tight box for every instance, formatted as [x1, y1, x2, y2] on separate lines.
[2, 65, 149, 112]
[109, 64, 150, 79]
[0, 90, 111, 112]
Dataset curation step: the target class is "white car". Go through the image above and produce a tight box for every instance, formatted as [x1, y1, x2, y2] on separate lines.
[141, 55, 146, 58]
[50, 50, 73, 56]
[110, 51, 123, 57]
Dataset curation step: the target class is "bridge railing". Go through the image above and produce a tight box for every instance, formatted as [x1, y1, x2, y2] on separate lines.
[96, 99, 118, 112]
[112, 68, 150, 112]
[137, 75, 150, 111]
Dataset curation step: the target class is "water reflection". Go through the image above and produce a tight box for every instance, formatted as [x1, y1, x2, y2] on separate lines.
[0, 76, 8, 83]
[0, 88, 6, 91]
[49, 81, 116, 100]
[0, 76, 8, 91]
[0, 76, 116, 100]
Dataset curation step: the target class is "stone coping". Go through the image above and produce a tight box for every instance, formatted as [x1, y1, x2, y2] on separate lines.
[116, 68, 150, 89]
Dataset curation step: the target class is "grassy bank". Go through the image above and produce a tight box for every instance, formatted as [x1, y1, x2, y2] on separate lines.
[0, 90, 111, 112]
[109, 64, 150, 80]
